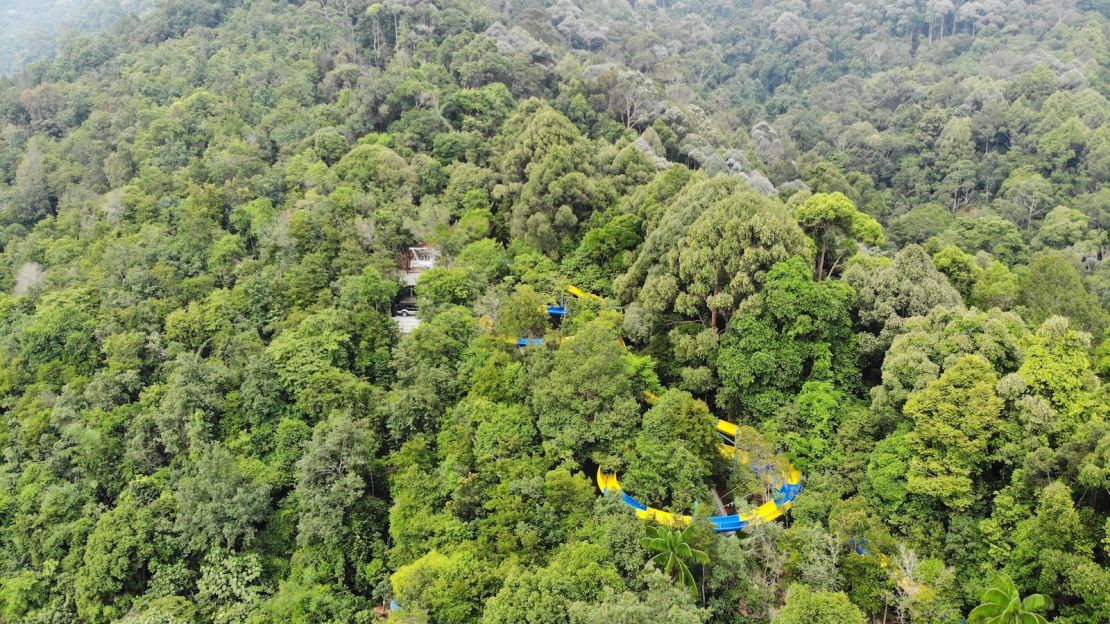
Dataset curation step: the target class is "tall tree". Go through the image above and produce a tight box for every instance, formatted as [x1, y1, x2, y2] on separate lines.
[844, 245, 963, 362]
[716, 256, 858, 417]
[792, 192, 883, 280]
[903, 355, 1003, 509]
[625, 181, 810, 334]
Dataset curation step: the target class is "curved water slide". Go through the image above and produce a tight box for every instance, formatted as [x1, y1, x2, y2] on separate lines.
[597, 416, 803, 533]
[510, 285, 803, 532]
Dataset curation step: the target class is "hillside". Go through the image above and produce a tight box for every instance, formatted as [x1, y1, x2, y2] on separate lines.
[0, 0, 1108, 622]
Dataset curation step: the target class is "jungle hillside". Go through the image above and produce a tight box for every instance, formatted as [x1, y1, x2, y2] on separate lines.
[1, 0, 1110, 623]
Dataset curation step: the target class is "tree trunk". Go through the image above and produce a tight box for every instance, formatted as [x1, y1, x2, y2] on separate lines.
[817, 239, 828, 280]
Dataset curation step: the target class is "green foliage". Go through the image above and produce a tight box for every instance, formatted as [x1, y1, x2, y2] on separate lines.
[562, 213, 642, 294]
[497, 102, 612, 257]
[933, 245, 981, 300]
[968, 573, 1049, 624]
[623, 178, 810, 335]
[642, 524, 711, 595]
[334, 143, 414, 194]
[174, 444, 271, 553]
[772, 584, 866, 624]
[793, 192, 883, 280]
[294, 414, 382, 551]
[844, 244, 963, 361]
[76, 479, 171, 623]
[716, 256, 858, 417]
[267, 308, 375, 417]
[624, 390, 720, 512]
[3, 1, 1110, 623]
[891, 204, 954, 246]
[904, 356, 1003, 509]
[391, 547, 499, 624]
[568, 571, 709, 624]
[1017, 317, 1101, 439]
[933, 216, 1028, 266]
[1018, 251, 1107, 337]
[481, 543, 623, 624]
[971, 260, 1021, 311]
[417, 266, 483, 315]
[530, 318, 640, 464]
[870, 306, 1027, 421]
[1033, 205, 1090, 250]
[197, 551, 265, 622]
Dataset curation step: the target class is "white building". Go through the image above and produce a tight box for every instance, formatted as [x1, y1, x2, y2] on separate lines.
[393, 244, 439, 334]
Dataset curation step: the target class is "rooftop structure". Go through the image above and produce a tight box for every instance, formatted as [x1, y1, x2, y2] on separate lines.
[393, 244, 440, 334]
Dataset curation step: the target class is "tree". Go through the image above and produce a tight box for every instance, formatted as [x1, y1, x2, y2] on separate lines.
[869, 306, 1027, 421]
[890, 204, 953, 246]
[642, 524, 711, 595]
[1032, 205, 1089, 250]
[493, 284, 549, 338]
[1018, 251, 1107, 337]
[76, 480, 171, 624]
[716, 256, 858, 417]
[9, 0, 1110, 621]
[267, 308, 372, 418]
[903, 355, 1003, 509]
[772, 584, 866, 624]
[968, 573, 1049, 624]
[999, 168, 1054, 229]
[794, 192, 883, 280]
[844, 245, 963, 361]
[294, 414, 382, 551]
[417, 266, 483, 315]
[561, 213, 642, 293]
[568, 571, 709, 624]
[157, 352, 233, 455]
[388, 305, 477, 440]
[391, 547, 500, 624]
[1017, 316, 1100, 436]
[334, 142, 415, 194]
[481, 543, 623, 624]
[1038, 117, 1087, 180]
[932, 244, 980, 300]
[775, 381, 860, 472]
[9, 139, 52, 226]
[933, 216, 1028, 266]
[530, 318, 641, 464]
[174, 444, 271, 553]
[1006, 481, 1110, 621]
[624, 390, 720, 512]
[626, 181, 810, 333]
[497, 102, 611, 257]
[971, 260, 1020, 311]
[442, 81, 514, 132]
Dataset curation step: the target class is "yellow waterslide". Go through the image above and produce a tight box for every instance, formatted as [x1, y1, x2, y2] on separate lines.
[597, 394, 803, 533]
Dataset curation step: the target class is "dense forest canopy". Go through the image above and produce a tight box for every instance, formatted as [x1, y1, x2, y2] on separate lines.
[1, 0, 1109, 622]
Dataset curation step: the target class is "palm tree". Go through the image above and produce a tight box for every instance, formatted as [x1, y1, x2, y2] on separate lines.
[968, 573, 1050, 624]
[642, 524, 710, 595]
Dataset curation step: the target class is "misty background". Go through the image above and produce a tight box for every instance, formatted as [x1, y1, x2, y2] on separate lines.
[0, 0, 149, 76]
